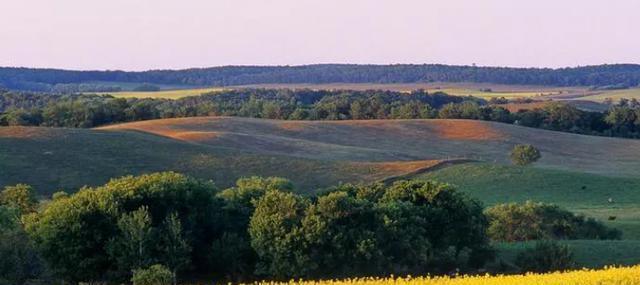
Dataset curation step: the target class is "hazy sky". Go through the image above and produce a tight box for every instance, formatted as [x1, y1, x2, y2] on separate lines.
[1, 0, 639, 71]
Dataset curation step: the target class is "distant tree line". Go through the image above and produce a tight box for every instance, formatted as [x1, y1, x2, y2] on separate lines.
[2, 64, 640, 91]
[1, 173, 618, 284]
[2, 88, 640, 138]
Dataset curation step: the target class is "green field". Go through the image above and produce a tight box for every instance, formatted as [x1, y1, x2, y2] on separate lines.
[4, 117, 640, 195]
[102, 87, 224, 99]
[572, 87, 640, 102]
[429, 88, 561, 99]
[496, 240, 640, 268]
[419, 163, 640, 267]
[417, 163, 640, 239]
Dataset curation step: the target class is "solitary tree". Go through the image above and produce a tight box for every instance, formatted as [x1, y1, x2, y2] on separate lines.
[510, 144, 541, 166]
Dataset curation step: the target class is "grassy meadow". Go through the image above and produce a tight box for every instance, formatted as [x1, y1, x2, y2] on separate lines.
[102, 87, 224, 99]
[496, 240, 640, 268]
[573, 87, 640, 102]
[417, 163, 640, 239]
[4, 117, 640, 194]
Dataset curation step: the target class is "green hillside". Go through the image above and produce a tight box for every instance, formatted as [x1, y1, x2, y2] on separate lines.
[418, 163, 640, 239]
[3, 117, 640, 197]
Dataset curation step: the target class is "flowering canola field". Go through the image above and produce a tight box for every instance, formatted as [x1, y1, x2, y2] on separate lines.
[247, 266, 640, 285]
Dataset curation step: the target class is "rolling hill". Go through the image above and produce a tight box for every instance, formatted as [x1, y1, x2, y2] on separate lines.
[2, 117, 640, 196]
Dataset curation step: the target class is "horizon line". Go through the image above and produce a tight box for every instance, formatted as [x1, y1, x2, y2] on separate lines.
[2, 62, 640, 73]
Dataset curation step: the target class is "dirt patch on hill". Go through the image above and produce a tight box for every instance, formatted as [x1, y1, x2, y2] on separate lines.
[278, 121, 308, 131]
[429, 120, 506, 141]
[170, 131, 221, 142]
[98, 118, 225, 142]
[356, 160, 443, 174]
[0, 127, 65, 139]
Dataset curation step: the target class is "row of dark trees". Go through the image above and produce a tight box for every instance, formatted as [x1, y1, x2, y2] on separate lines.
[2, 88, 640, 138]
[1, 173, 618, 284]
[2, 64, 640, 91]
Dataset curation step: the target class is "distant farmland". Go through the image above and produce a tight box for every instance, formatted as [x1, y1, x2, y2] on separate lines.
[571, 87, 640, 102]
[100, 87, 225, 99]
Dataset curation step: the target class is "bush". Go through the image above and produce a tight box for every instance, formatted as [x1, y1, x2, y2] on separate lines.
[131, 264, 172, 285]
[485, 201, 620, 242]
[0, 184, 38, 215]
[515, 240, 574, 273]
[510, 144, 541, 166]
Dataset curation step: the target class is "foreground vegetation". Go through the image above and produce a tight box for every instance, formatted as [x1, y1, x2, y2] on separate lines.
[0, 172, 622, 284]
[239, 266, 640, 285]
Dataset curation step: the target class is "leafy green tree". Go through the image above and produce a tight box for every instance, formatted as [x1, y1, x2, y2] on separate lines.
[131, 264, 172, 285]
[390, 101, 433, 119]
[1, 184, 38, 216]
[510, 144, 541, 166]
[379, 180, 491, 271]
[0, 108, 41, 126]
[0, 205, 45, 285]
[302, 191, 382, 277]
[26, 172, 223, 283]
[215, 177, 293, 279]
[107, 206, 154, 276]
[158, 213, 191, 285]
[249, 190, 309, 278]
[438, 103, 463, 119]
[515, 240, 574, 273]
[0, 227, 45, 285]
[485, 201, 620, 242]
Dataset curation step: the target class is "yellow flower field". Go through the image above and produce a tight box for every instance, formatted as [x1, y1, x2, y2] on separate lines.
[246, 266, 640, 285]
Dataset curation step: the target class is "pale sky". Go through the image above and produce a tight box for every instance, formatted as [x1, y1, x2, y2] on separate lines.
[1, 0, 639, 71]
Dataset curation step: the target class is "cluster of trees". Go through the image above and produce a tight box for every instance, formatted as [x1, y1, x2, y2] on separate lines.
[0, 89, 468, 128]
[2, 64, 640, 91]
[0, 173, 621, 284]
[2, 173, 492, 284]
[485, 201, 621, 242]
[3, 88, 640, 138]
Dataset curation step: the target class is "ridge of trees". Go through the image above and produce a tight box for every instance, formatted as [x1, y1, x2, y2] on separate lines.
[2, 64, 640, 91]
[2, 88, 640, 138]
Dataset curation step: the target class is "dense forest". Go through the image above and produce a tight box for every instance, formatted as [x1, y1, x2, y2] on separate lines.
[2, 64, 640, 91]
[2, 88, 640, 138]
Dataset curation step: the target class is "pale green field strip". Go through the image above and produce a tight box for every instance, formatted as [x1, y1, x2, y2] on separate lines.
[104, 87, 225, 99]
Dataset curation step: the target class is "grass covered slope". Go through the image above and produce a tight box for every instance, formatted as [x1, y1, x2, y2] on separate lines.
[4, 117, 640, 197]
[0, 126, 441, 195]
[497, 240, 640, 268]
[99, 117, 640, 177]
[418, 163, 640, 239]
